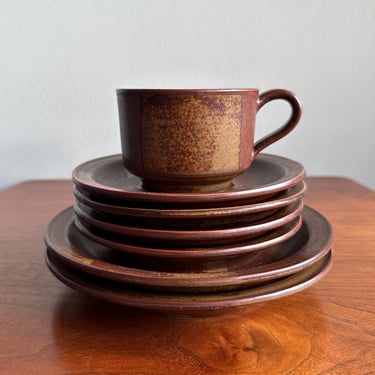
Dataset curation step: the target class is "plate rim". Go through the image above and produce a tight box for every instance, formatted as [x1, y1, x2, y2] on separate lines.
[72, 153, 306, 203]
[73, 200, 303, 242]
[73, 181, 307, 219]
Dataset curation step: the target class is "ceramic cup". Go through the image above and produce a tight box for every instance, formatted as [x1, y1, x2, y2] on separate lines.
[117, 88, 301, 193]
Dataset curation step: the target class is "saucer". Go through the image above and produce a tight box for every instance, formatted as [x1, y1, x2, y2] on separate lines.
[74, 215, 302, 262]
[74, 201, 303, 246]
[45, 249, 332, 315]
[72, 154, 305, 205]
[73, 182, 306, 226]
[45, 206, 333, 292]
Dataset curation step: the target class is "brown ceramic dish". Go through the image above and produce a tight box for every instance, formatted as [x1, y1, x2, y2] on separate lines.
[73, 182, 306, 228]
[74, 201, 281, 230]
[73, 215, 302, 266]
[74, 201, 303, 247]
[45, 249, 332, 315]
[44, 206, 332, 292]
[74, 200, 283, 230]
[72, 154, 305, 206]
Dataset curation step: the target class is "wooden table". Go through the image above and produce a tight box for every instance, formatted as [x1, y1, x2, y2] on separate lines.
[0, 178, 374, 374]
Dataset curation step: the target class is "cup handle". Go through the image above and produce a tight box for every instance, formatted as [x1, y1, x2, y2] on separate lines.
[254, 89, 302, 157]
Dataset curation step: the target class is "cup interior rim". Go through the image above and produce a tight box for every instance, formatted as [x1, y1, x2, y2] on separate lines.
[116, 88, 259, 94]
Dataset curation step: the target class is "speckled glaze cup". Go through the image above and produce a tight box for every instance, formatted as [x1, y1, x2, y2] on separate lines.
[117, 89, 301, 193]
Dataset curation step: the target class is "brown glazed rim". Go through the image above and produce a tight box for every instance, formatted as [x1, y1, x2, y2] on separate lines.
[116, 88, 259, 95]
[72, 154, 306, 204]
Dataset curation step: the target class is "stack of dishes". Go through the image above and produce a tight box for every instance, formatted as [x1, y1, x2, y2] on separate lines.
[44, 153, 333, 315]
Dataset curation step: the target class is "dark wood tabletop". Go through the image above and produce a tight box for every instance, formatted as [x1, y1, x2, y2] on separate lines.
[0, 177, 374, 374]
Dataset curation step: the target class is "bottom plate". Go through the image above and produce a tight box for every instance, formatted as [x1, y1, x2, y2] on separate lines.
[45, 249, 332, 316]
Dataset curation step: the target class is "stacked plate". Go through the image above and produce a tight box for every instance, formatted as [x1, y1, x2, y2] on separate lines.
[45, 153, 333, 315]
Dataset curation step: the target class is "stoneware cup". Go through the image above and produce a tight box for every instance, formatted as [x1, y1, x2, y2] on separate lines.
[117, 88, 302, 193]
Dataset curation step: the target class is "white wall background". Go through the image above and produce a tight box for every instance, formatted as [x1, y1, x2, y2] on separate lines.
[1, 0, 374, 191]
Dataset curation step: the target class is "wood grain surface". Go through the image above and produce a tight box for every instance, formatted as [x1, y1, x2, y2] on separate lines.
[0, 178, 374, 374]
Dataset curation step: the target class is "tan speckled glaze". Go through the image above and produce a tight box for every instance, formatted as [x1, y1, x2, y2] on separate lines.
[117, 89, 301, 193]
[141, 94, 242, 174]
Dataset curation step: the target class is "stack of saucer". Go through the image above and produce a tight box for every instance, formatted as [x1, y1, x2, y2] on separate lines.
[44, 153, 333, 315]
